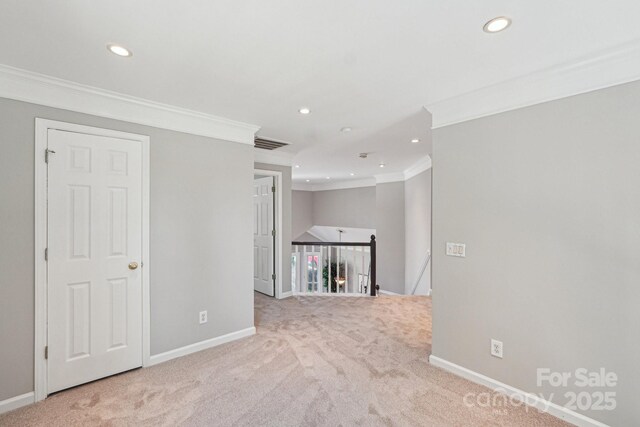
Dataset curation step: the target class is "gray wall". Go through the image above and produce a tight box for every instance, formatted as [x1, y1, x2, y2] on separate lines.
[292, 190, 313, 240]
[404, 170, 431, 295]
[431, 81, 640, 426]
[375, 182, 405, 294]
[293, 182, 423, 295]
[254, 162, 292, 294]
[0, 97, 255, 401]
[312, 186, 376, 229]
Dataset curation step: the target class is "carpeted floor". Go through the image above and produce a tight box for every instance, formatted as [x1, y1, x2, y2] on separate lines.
[0, 293, 567, 426]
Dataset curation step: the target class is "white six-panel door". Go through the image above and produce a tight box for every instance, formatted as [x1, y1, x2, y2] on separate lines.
[47, 129, 143, 393]
[253, 176, 275, 296]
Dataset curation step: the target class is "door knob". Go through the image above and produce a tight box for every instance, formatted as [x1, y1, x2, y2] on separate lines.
[128, 261, 139, 270]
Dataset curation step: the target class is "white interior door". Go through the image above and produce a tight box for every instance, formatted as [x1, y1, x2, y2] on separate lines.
[253, 176, 275, 296]
[47, 129, 143, 394]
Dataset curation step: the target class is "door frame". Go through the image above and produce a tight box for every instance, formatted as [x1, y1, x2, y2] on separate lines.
[253, 169, 283, 299]
[34, 119, 151, 401]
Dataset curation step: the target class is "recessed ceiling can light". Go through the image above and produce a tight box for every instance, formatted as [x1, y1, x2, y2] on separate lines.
[341, 127, 352, 133]
[483, 16, 511, 33]
[306, 179, 310, 182]
[295, 165, 300, 168]
[299, 107, 311, 115]
[107, 43, 133, 57]
[379, 163, 385, 168]
[411, 138, 420, 144]
[350, 172, 355, 176]
[326, 176, 331, 180]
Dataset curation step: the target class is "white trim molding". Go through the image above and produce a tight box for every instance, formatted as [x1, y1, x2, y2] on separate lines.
[0, 392, 35, 415]
[429, 356, 609, 427]
[0, 64, 260, 144]
[148, 327, 256, 366]
[427, 38, 640, 129]
[293, 177, 376, 192]
[34, 119, 151, 401]
[375, 172, 405, 185]
[403, 156, 432, 181]
[294, 156, 432, 191]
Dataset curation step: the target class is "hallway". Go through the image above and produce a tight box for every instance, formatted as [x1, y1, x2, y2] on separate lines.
[0, 294, 565, 426]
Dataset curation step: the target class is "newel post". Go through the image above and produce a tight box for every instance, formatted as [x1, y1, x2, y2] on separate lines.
[370, 235, 377, 296]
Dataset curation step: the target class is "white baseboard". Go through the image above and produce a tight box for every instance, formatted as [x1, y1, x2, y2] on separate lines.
[380, 289, 432, 296]
[279, 291, 293, 299]
[1, 329, 257, 414]
[148, 326, 256, 367]
[428, 356, 608, 427]
[0, 392, 35, 415]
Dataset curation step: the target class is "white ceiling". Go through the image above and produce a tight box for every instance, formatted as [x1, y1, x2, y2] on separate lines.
[2, 0, 640, 183]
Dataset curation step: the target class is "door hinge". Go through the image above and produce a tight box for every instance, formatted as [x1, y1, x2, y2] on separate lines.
[272, 273, 276, 281]
[45, 149, 56, 163]
[44, 346, 48, 360]
[44, 248, 48, 261]
[272, 186, 276, 193]
[272, 230, 276, 237]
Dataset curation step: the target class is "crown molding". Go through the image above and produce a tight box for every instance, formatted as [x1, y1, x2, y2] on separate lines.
[254, 149, 295, 166]
[294, 156, 432, 191]
[375, 172, 405, 184]
[293, 177, 376, 192]
[0, 64, 260, 144]
[426, 38, 640, 129]
[403, 156, 432, 181]
[377, 155, 432, 184]
[291, 182, 313, 191]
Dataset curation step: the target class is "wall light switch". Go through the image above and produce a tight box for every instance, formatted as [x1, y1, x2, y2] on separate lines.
[446, 242, 466, 257]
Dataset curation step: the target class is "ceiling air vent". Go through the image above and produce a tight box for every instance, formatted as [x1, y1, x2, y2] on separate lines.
[254, 137, 288, 150]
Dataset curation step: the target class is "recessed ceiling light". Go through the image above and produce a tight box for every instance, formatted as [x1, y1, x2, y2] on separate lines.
[483, 16, 511, 33]
[306, 179, 310, 182]
[295, 165, 300, 168]
[379, 163, 385, 168]
[341, 127, 352, 133]
[326, 176, 331, 180]
[107, 44, 132, 57]
[299, 107, 311, 115]
[411, 138, 420, 144]
[350, 172, 355, 176]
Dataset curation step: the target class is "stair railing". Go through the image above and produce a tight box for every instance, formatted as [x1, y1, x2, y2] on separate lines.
[292, 235, 378, 296]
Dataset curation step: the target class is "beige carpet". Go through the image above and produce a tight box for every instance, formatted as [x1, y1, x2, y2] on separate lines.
[1, 294, 567, 426]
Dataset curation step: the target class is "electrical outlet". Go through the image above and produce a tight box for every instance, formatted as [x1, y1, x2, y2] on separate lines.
[199, 310, 208, 324]
[446, 242, 466, 257]
[491, 339, 503, 358]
